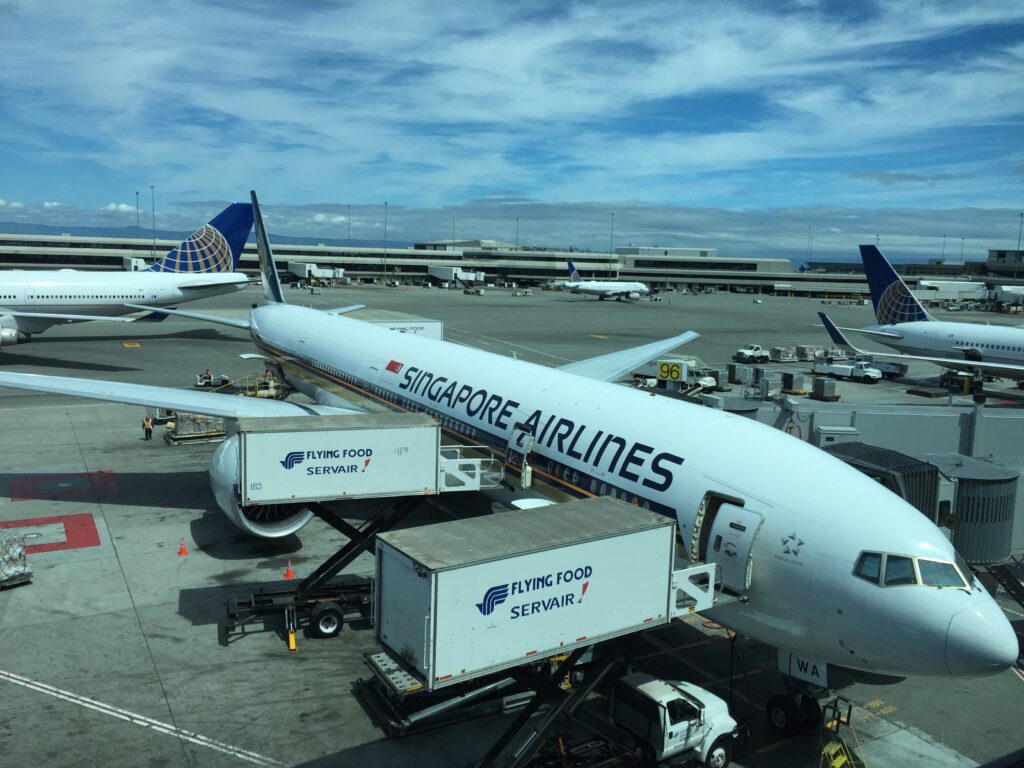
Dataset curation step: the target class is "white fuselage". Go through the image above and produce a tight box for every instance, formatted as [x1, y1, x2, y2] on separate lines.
[248, 303, 1016, 679]
[872, 319, 1024, 379]
[563, 279, 650, 299]
[0, 270, 248, 334]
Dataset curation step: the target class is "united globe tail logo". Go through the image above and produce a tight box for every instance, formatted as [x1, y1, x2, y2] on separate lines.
[476, 565, 592, 620]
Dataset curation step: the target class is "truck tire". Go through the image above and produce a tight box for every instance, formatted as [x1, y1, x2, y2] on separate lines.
[704, 736, 733, 768]
[309, 603, 344, 638]
[766, 695, 801, 736]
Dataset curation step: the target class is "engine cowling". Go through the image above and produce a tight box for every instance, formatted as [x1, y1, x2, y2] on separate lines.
[209, 435, 314, 538]
[628, 292, 640, 300]
[0, 316, 28, 347]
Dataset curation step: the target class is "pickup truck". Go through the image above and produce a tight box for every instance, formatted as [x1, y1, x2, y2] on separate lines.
[733, 344, 769, 363]
[610, 672, 738, 767]
[812, 360, 882, 383]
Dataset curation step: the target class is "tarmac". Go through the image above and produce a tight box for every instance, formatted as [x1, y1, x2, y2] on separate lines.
[0, 284, 1022, 767]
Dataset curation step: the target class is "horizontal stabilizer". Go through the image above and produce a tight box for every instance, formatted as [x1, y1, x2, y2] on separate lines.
[843, 326, 903, 340]
[558, 330, 698, 381]
[0, 372, 363, 419]
[818, 312, 861, 352]
[124, 304, 251, 330]
[326, 304, 367, 315]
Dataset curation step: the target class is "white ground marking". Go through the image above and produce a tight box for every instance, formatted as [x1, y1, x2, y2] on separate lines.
[0, 669, 283, 766]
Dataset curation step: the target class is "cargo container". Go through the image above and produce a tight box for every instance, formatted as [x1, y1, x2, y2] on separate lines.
[374, 498, 684, 691]
[238, 413, 441, 506]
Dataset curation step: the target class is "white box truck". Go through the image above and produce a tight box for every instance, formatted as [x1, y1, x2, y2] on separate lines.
[375, 498, 690, 691]
[237, 413, 441, 506]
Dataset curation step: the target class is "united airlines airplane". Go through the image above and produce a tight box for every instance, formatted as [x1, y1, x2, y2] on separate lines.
[0, 193, 1015, 736]
[0, 202, 253, 349]
[561, 261, 650, 301]
[825, 245, 1024, 380]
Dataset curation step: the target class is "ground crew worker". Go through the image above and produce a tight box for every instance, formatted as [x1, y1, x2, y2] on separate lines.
[143, 415, 153, 441]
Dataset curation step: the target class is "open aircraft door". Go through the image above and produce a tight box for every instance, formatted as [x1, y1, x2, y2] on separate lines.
[505, 421, 536, 490]
[705, 503, 764, 593]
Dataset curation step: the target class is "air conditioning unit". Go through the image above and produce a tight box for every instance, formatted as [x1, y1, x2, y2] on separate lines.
[812, 426, 860, 448]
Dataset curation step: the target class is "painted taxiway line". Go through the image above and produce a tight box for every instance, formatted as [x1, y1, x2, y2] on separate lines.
[0, 669, 283, 766]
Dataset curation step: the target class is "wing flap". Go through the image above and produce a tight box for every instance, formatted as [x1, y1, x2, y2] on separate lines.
[558, 331, 698, 381]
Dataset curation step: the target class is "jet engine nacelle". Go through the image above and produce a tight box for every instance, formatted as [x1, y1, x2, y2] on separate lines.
[628, 292, 640, 300]
[0, 316, 27, 347]
[209, 434, 314, 538]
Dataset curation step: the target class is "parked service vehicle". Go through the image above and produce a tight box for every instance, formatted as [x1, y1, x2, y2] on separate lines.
[853, 356, 908, 379]
[811, 359, 882, 383]
[733, 344, 769, 363]
[610, 672, 737, 767]
[195, 371, 231, 387]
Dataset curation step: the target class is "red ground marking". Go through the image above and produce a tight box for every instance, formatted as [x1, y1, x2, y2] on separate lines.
[0, 513, 101, 553]
[9, 471, 118, 502]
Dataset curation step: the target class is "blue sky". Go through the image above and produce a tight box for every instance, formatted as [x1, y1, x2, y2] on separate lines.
[0, 0, 1021, 261]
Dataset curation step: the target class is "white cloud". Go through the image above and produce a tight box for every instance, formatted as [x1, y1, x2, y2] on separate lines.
[43, 201, 62, 208]
[312, 213, 348, 224]
[103, 203, 135, 213]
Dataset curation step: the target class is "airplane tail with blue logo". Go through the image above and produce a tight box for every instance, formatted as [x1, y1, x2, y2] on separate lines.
[145, 203, 253, 273]
[859, 245, 931, 325]
[567, 261, 582, 283]
[251, 190, 286, 304]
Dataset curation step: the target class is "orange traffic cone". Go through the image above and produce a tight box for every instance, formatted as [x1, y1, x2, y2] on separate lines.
[177, 537, 188, 557]
[284, 560, 295, 580]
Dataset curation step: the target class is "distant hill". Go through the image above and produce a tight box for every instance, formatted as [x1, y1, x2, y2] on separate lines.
[0, 221, 407, 249]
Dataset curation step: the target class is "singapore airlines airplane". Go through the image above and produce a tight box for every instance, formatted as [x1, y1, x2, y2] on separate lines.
[561, 261, 650, 301]
[0, 193, 1015, 736]
[0, 202, 253, 349]
[825, 245, 1024, 380]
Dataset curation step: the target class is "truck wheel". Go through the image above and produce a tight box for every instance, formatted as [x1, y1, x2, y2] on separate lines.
[309, 603, 344, 638]
[767, 695, 801, 736]
[704, 736, 733, 768]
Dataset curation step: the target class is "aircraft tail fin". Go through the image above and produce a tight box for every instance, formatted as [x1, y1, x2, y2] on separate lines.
[567, 261, 581, 283]
[858, 245, 930, 325]
[251, 190, 285, 304]
[146, 203, 253, 273]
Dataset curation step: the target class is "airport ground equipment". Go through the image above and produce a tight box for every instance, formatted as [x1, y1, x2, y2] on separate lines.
[852, 355, 907, 380]
[770, 346, 797, 363]
[194, 371, 231, 387]
[817, 698, 865, 768]
[0, 532, 32, 588]
[811, 360, 881, 383]
[360, 499, 727, 764]
[732, 344, 769, 363]
[224, 414, 504, 646]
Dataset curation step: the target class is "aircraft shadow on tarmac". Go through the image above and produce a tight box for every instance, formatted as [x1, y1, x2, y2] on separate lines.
[0, 351, 142, 373]
[41, 326, 247, 344]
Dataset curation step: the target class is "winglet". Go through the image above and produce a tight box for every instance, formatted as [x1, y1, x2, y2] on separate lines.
[252, 190, 285, 304]
[146, 202, 253, 273]
[558, 330, 698, 381]
[818, 312, 862, 353]
[858, 245, 930, 325]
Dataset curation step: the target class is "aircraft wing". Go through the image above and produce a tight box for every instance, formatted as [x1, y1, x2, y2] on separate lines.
[558, 331, 698, 381]
[326, 304, 367, 315]
[818, 312, 1024, 375]
[176, 278, 249, 290]
[125, 304, 251, 330]
[0, 372, 362, 418]
[0, 309, 137, 323]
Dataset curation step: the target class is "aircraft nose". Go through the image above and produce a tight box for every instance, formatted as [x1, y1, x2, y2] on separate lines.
[945, 603, 1019, 676]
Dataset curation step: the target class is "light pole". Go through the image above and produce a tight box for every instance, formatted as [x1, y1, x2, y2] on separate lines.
[150, 185, 156, 259]
[941, 234, 946, 261]
[1015, 212, 1024, 280]
[347, 204, 351, 245]
[383, 202, 388, 284]
[960, 237, 964, 264]
[806, 227, 812, 262]
[609, 213, 615, 276]
[451, 219, 455, 249]
[134, 190, 139, 236]
[515, 217, 519, 250]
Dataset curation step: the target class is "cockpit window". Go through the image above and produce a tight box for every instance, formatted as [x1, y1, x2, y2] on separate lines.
[884, 555, 917, 585]
[918, 559, 967, 589]
[854, 552, 881, 584]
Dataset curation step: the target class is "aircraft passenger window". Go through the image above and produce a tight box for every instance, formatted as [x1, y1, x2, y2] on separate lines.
[884, 555, 917, 586]
[854, 552, 881, 584]
[918, 559, 966, 588]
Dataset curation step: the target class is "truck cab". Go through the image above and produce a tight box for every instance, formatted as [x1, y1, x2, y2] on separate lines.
[610, 672, 737, 767]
